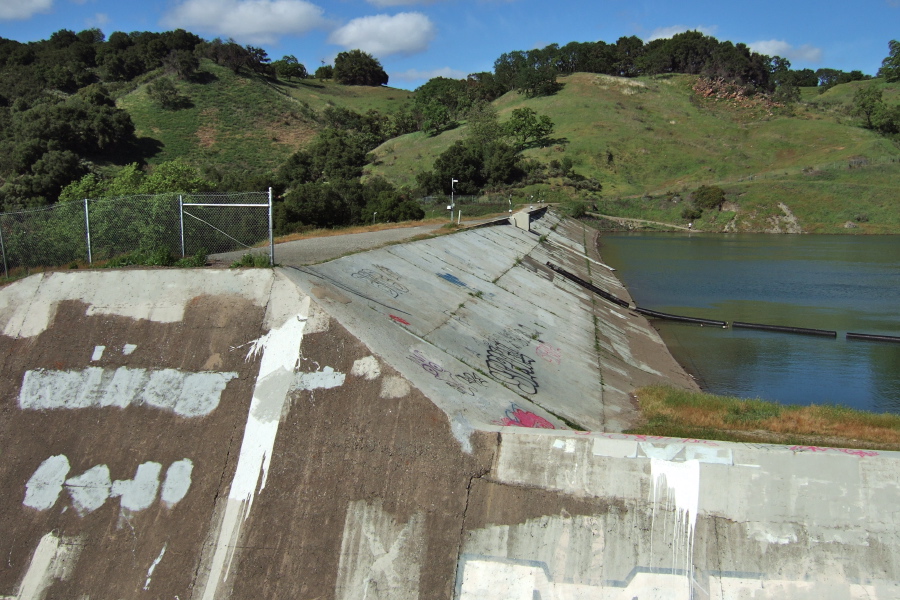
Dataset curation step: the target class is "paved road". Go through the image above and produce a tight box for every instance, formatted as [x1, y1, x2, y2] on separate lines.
[211, 223, 445, 266]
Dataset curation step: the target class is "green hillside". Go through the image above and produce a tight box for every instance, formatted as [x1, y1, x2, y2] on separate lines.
[364, 72, 899, 232]
[118, 59, 412, 174]
[114, 65, 899, 233]
[367, 73, 896, 194]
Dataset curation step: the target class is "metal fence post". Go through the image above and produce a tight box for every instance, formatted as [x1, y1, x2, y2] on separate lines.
[0, 217, 7, 279]
[179, 195, 185, 258]
[84, 199, 92, 265]
[268, 187, 274, 266]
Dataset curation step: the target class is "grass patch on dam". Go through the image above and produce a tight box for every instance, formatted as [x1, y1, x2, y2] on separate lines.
[630, 385, 900, 452]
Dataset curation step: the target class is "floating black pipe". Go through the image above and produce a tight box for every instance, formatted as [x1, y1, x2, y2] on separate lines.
[733, 321, 836, 338]
[635, 307, 727, 328]
[846, 332, 900, 343]
[545, 262, 630, 308]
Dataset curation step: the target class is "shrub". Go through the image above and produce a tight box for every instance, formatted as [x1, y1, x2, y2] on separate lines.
[692, 185, 726, 210]
[681, 206, 703, 221]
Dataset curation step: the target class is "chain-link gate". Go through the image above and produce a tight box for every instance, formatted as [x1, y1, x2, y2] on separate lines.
[180, 190, 273, 263]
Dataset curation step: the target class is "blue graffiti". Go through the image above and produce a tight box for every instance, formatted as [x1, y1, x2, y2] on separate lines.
[438, 273, 468, 287]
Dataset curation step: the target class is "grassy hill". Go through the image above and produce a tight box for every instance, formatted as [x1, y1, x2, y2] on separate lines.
[118, 66, 899, 232]
[368, 73, 896, 193]
[118, 60, 412, 174]
[366, 73, 900, 232]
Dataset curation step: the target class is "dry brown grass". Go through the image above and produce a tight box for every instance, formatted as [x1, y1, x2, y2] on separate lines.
[630, 385, 900, 451]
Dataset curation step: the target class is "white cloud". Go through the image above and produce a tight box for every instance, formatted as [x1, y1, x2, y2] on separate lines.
[0, 0, 53, 20]
[162, 0, 329, 45]
[393, 67, 467, 81]
[86, 13, 109, 27]
[329, 12, 435, 57]
[648, 25, 718, 41]
[749, 40, 823, 63]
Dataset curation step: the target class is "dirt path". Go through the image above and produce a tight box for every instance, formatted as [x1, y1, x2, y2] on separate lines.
[587, 212, 695, 231]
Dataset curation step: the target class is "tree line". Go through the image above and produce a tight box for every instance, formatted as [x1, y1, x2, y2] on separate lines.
[0, 28, 392, 212]
[1, 25, 897, 225]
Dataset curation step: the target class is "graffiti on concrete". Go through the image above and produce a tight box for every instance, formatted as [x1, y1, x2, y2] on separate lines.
[438, 272, 468, 287]
[407, 349, 488, 396]
[535, 343, 562, 365]
[486, 341, 539, 395]
[482, 324, 546, 394]
[24, 455, 193, 515]
[790, 445, 879, 458]
[494, 404, 555, 429]
[390, 314, 411, 326]
[351, 265, 409, 298]
[437, 272, 493, 298]
[18, 367, 237, 418]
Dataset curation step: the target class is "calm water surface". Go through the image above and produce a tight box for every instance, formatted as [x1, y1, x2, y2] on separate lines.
[599, 233, 900, 413]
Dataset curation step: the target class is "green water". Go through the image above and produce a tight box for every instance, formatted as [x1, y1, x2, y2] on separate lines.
[598, 233, 900, 413]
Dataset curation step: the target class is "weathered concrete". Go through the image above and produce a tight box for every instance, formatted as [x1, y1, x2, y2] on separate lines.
[1, 209, 898, 600]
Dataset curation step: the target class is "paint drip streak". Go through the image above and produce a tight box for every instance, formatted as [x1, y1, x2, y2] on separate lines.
[650, 458, 699, 590]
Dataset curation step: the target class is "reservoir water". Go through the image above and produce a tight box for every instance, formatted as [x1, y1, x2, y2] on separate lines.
[598, 233, 900, 413]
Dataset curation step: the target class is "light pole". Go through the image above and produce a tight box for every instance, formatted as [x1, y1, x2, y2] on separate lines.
[450, 178, 458, 222]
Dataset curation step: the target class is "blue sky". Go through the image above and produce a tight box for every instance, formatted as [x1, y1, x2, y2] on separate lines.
[1, 0, 897, 90]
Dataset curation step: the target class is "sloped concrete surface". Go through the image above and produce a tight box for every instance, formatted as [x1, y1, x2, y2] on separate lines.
[1, 210, 899, 600]
[279, 209, 694, 437]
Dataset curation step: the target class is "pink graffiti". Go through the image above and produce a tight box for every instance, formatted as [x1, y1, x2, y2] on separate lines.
[838, 448, 880, 458]
[790, 445, 829, 453]
[535, 343, 562, 365]
[594, 432, 720, 446]
[390, 314, 411, 326]
[791, 445, 880, 458]
[495, 405, 556, 429]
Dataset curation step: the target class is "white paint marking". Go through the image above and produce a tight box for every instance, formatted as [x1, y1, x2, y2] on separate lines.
[23, 456, 70, 511]
[350, 356, 381, 380]
[1, 270, 274, 338]
[65, 465, 112, 516]
[91, 346, 105, 361]
[14, 532, 84, 600]
[143, 544, 167, 591]
[641, 443, 682, 461]
[335, 500, 425, 600]
[650, 458, 700, 594]
[292, 367, 346, 391]
[200, 297, 310, 600]
[25, 457, 191, 515]
[685, 446, 733, 466]
[122, 344, 137, 355]
[161, 459, 194, 508]
[552, 439, 566, 450]
[111, 462, 162, 512]
[15, 533, 58, 600]
[19, 367, 237, 417]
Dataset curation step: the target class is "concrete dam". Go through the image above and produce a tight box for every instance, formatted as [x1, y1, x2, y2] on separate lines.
[1, 209, 898, 599]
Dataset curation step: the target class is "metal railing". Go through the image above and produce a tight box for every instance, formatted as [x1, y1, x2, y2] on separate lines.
[0, 190, 273, 278]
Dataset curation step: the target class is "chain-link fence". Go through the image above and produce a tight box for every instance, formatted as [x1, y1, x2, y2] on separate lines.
[0, 190, 272, 277]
